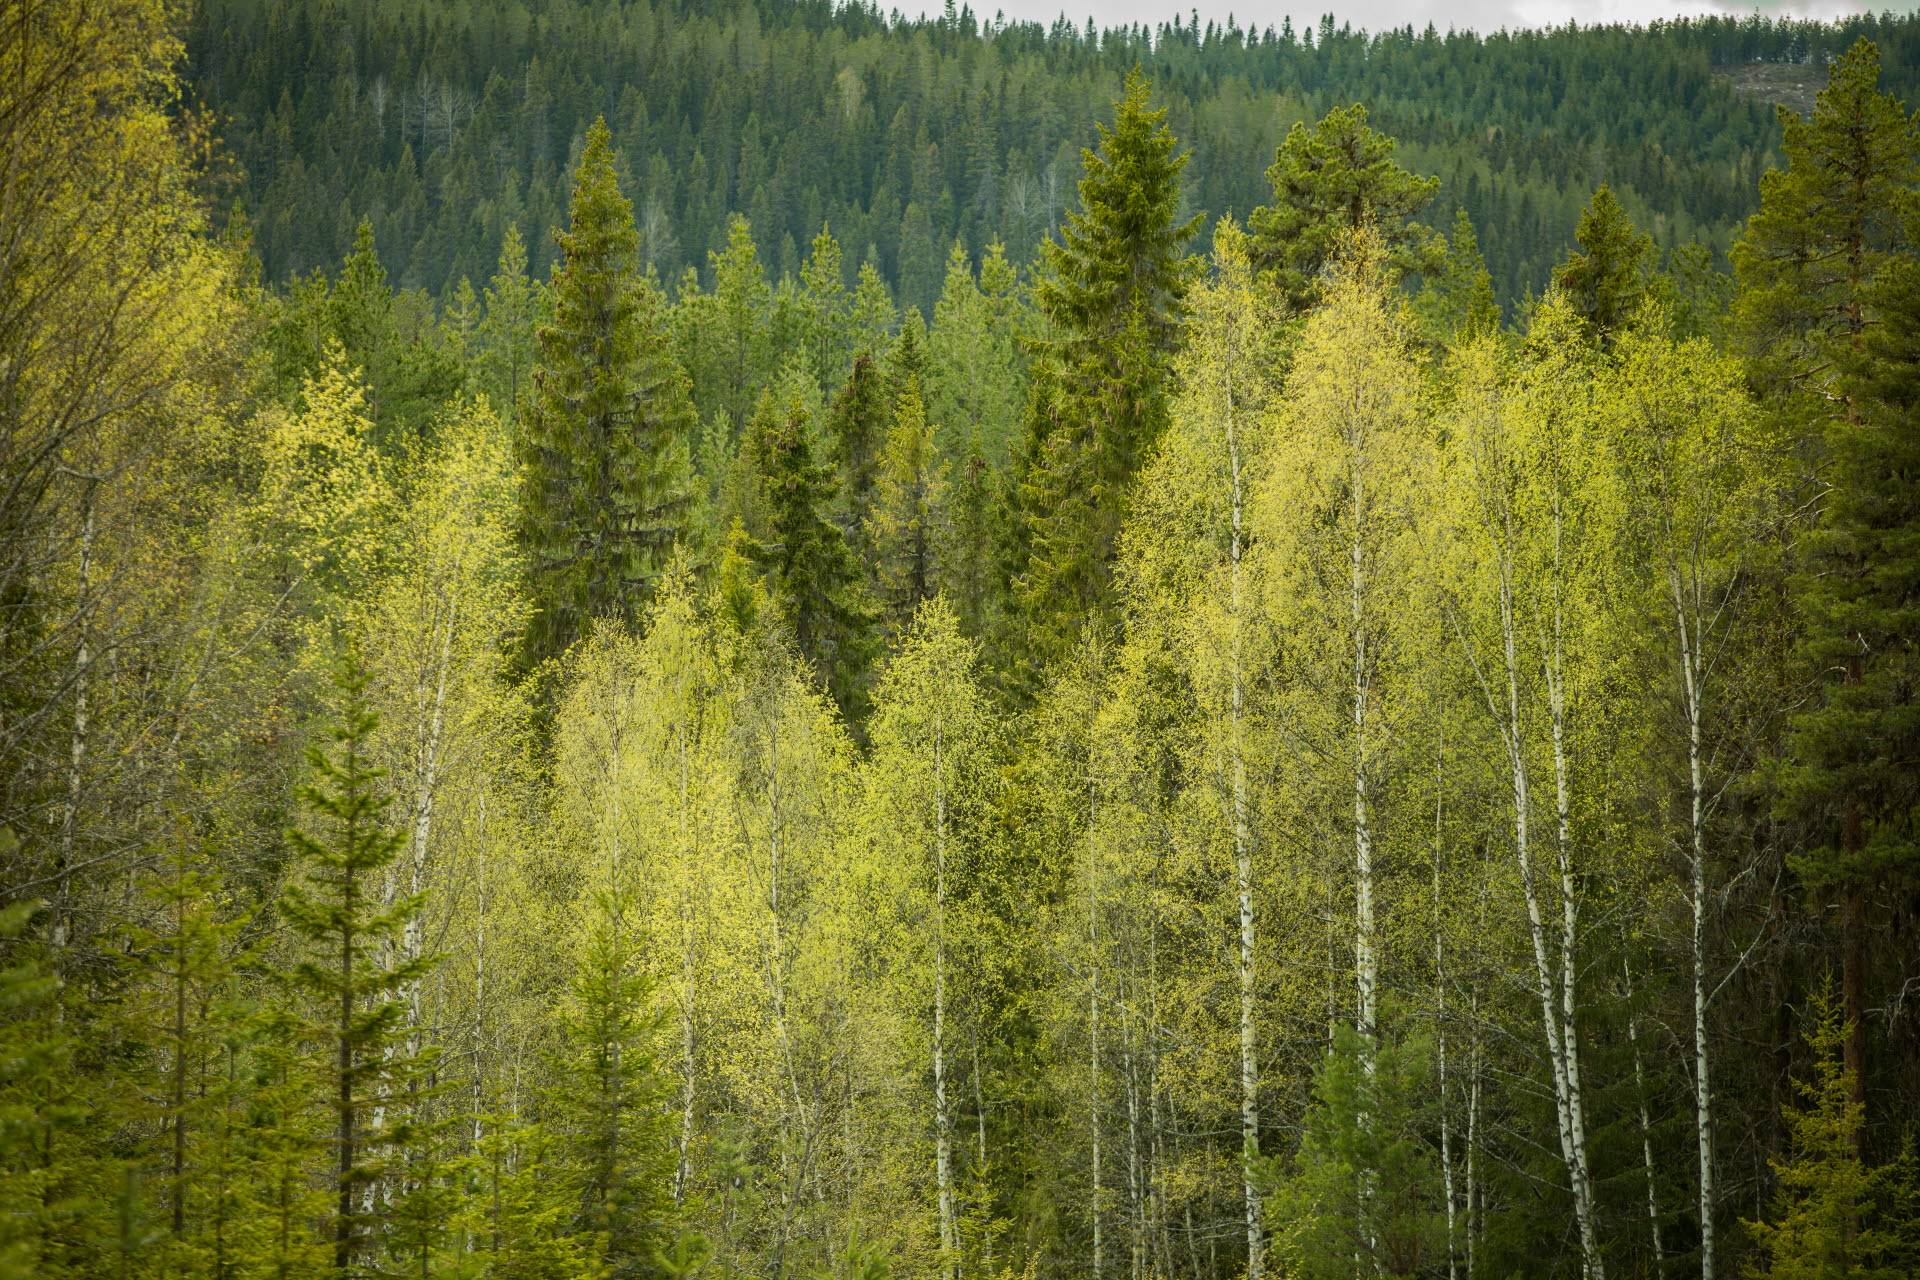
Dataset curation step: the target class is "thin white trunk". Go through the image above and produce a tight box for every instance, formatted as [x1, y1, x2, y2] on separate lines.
[1625, 957, 1666, 1279]
[1675, 580, 1715, 1280]
[1124, 994, 1142, 1280]
[1493, 534, 1603, 1280]
[55, 492, 96, 966]
[473, 790, 489, 1147]
[934, 722, 956, 1278]
[1544, 512, 1603, 1280]
[1226, 345, 1263, 1279]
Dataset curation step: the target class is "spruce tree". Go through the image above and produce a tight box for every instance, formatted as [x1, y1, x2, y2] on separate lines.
[1552, 186, 1656, 344]
[1779, 227, 1920, 1148]
[1732, 38, 1919, 398]
[1017, 67, 1199, 667]
[742, 390, 877, 728]
[1413, 208, 1499, 347]
[866, 384, 946, 633]
[274, 649, 438, 1276]
[480, 223, 542, 418]
[516, 117, 696, 672]
[545, 892, 673, 1279]
[826, 352, 888, 542]
[1760, 42, 1920, 1141]
[1247, 103, 1439, 312]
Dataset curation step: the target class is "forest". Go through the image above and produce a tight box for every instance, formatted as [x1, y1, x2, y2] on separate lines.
[4, 0, 1920, 1278]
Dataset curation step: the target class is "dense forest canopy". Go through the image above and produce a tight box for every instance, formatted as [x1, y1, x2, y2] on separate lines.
[6, 1, 1920, 1279]
[188, 0, 1920, 314]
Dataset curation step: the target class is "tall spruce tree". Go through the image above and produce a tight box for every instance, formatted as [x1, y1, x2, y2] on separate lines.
[1017, 67, 1199, 668]
[743, 391, 877, 728]
[1553, 186, 1657, 344]
[1758, 42, 1920, 1144]
[516, 116, 695, 672]
[274, 650, 438, 1276]
[1780, 225, 1920, 1152]
[1247, 103, 1439, 312]
[546, 891, 673, 1278]
[827, 352, 888, 546]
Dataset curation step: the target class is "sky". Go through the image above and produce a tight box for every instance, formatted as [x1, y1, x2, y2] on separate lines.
[893, 0, 1880, 37]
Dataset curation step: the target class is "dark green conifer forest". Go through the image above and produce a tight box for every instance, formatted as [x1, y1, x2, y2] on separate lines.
[7, 1, 1920, 1277]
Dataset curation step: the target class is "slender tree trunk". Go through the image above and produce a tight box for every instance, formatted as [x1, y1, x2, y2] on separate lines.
[1225, 331, 1263, 1280]
[974, 1035, 992, 1279]
[1678, 601, 1715, 1280]
[934, 723, 956, 1278]
[1624, 957, 1666, 1279]
[1489, 536, 1603, 1280]
[674, 704, 698, 1209]
[1351, 475, 1377, 1050]
[170, 875, 188, 1238]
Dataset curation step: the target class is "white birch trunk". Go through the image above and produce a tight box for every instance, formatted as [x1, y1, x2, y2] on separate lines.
[1625, 957, 1666, 1279]
[1226, 341, 1263, 1279]
[934, 721, 957, 1278]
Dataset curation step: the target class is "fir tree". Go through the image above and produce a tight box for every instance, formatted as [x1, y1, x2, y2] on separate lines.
[516, 116, 696, 672]
[743, 390, 877, 728]
[274, 649, 439, 1275]
[1414, 208, 1499, 346]
[0, 895, 66, 1280]
[1553, 186, 1657, 344]
[1742, 990, 1920, 1279]
[866, 384, 946, 632]
[480, 223, 542, 418]
[545, 892, 673, 1279]
[1018, 67, 1199, 666]
[827, 352, 888, 545]
[1259, 1026, 1445, 1280]
[1247, 103, 1439, 312]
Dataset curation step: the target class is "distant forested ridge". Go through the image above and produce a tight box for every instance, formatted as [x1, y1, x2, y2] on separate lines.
[188, 0, 1920, 314]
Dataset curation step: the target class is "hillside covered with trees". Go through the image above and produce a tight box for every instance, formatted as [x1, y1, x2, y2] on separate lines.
[6, 1, 1920, 1279]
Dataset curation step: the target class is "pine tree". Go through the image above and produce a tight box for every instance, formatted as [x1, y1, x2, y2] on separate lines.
[516, 116, 696, 672]
[743, 390, 877, 727]
[1732, 38, 1919, 398]
[1779, 225, 1920, 1150]
[1553, 187, 1657, 344]
[1018, 67, 1199, 665]
[1247, 103, 1439, 312]
[274, 649, 439, 1275]
[545, 891, 673, 1279]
